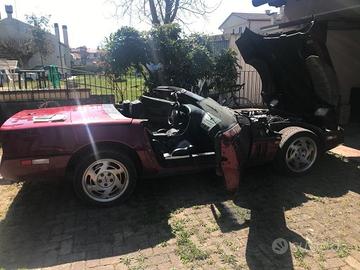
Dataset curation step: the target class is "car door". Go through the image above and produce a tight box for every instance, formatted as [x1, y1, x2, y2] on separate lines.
[218, 123, 249, 193]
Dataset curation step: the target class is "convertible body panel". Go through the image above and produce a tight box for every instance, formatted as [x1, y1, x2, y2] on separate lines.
[0, 105, 150, 180]
[0, 104, 132, 131]
[0, 155, 71, 181]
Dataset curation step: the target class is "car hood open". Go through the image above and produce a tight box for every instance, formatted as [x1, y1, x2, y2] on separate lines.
[236, 21, 340, 128]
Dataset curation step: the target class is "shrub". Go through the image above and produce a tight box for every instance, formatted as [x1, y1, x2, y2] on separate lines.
[105, 24, 240, 92]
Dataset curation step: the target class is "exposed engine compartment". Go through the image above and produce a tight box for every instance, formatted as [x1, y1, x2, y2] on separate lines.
[237, 108, 288, 127]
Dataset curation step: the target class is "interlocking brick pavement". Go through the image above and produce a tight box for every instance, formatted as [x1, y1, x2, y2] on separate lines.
[0, 154, 359, 270]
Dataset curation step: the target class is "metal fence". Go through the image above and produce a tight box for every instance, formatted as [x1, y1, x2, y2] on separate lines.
[0, 68, 146, 103]
[0, 67, 262, 105]
[238, 70, 263, 106]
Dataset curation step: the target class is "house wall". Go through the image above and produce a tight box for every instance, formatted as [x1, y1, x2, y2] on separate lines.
[282, 0, 360, 124]
[222, 18, 272, 35]
[0, 18, 71, 71]
[283, 0, 359, 20]
[284, 0, 360, 124]
[327, 30, 360, 124]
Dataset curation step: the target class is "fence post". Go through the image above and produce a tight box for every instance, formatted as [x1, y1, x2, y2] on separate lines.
[84, 74, 87, 89]
[18, 72, 22, 89]
[65, 73, 68, 90]
[24, 71, 28, 90]
[65, 72, 70, 99]
[42, 71, 47, 89]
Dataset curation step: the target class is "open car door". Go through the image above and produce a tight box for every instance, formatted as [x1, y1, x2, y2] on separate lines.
[218, 123, 250, 193]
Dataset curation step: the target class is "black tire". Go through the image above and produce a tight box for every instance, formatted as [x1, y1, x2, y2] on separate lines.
[274, 127, 320, 176]
[73, 150, 137, 207]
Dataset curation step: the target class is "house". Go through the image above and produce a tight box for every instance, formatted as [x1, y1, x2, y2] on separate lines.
[252, 0, 360, 124]
[70, 46, 105, 68]
[219, 12, 280, 35]
[86, 48, 104, 65]
[0, 5, 71, 72]
[70, 46, 87, 66]
[70, 51, 82, 66]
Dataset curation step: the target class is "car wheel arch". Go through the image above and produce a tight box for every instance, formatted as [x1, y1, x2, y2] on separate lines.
[65, 141, 142, 180]
[274, 126, 321, 175]
[270, 122, 326, 152]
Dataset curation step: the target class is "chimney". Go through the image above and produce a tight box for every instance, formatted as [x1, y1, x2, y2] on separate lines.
[62, 25, 69, 47]
[271, 12, 278, 25]
[280, 5, 285, 20]
[265, 10, 278, 25]
[5, 5, 13, 19]
[54, 23, 60, 41]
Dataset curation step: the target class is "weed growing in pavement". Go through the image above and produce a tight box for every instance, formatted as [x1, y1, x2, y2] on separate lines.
[319, 242, 353, 258]
[170, 219, 209, 263]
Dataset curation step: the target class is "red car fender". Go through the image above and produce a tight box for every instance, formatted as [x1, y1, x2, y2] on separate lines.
[220, 124, 242, 193]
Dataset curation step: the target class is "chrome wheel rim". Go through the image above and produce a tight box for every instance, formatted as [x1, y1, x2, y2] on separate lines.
[285, 137, 317, 173]
[82, 158, 129, 202]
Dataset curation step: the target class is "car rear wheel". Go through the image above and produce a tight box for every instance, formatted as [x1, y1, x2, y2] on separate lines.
[275, 127, 320, 176]
[73, 150, 137, 206]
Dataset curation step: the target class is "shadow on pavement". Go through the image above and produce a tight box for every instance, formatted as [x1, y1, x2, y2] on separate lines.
[0, 154, 358, 269]
[240, 154, 359, 270]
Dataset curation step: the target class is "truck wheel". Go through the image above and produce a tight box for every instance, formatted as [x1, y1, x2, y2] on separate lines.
[275, 127, 320, 176]
[73, 150, 137, 206]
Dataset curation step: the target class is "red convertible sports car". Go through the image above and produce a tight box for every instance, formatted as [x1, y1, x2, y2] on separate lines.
[0, 22, 343, 206]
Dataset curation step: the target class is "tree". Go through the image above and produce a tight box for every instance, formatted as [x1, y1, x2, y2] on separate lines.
[25, 14, 53, 65]
[213, 50, 241, 92]
[105, 27, 147, 76]
[112, 0, 221, 25]
[106, 24, 214, 89]
[105, 24, 240, 91]
[0, 38, 36, 67]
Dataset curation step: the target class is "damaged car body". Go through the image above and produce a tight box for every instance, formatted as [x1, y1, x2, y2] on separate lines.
[0, 21, 343, 206]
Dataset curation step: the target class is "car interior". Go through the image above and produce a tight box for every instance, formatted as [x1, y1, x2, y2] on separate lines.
[119, 87, 217, 167]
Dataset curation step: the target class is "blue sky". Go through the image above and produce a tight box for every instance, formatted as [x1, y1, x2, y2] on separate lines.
[1, 0, 278, 48]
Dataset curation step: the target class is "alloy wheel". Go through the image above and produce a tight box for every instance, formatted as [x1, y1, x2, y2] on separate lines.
[285, 137, 318, 173]
[82, 158, 129, 202]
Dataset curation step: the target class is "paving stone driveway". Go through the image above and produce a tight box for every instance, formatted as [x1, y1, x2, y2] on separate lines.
[0, 154, 359, 270]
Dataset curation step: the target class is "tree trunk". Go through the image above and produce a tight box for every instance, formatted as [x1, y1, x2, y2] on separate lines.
[169, 0, 180, 22]
[164, 0, 172, 23]
[148, 0, 161, 25]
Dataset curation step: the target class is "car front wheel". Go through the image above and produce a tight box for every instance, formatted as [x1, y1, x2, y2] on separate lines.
[73, 150, 137, 206]
[275, 127, 320, 176]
